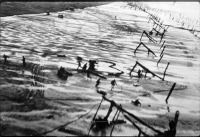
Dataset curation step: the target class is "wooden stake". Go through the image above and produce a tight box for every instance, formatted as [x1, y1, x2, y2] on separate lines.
[162, 62, 170, 81]
[110, 105, 121, 136]
[88, 98, 104, 136]
[160, 46, 166, 57]
[136, 61, 163, 80]
[157, 54, 164, 67]
[160, 29, 166, 43]
[103, 96, 164, 135]
[134, 42, 156, 57]
[140, 31, 144, 42]
[165, 83, 176, 104]
[129, 62, 137, 76]
[104, 101, 114, 120]
[174, 111, 179, 128]
[123, 114, 148, 136]
[160, 41, 165, 49]
[140, 31, 157, 43]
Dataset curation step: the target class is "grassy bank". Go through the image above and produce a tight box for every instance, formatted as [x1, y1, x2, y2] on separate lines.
[0, 2, 109, 17]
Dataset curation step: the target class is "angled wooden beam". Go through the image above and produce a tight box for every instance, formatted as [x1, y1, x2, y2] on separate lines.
[160, 46, 166, 57]
[162, 62, 170, 81]
[136, 61, 163, 80]
[165, 83, 176, 104]
[88, 98, 104, 136]
[102, 96, 163, 135]
[140, 30, 157, 43]
[134, 42, 157, 57]
[157, 54, 164, 67]
[123, 114, 149, 137]
[160, 41, 166, 49]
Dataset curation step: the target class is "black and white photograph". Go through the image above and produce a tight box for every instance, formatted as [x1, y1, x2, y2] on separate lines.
[0, 1, 200, 136]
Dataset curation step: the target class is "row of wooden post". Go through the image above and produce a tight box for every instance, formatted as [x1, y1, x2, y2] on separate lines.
[133, 4, 170, 81]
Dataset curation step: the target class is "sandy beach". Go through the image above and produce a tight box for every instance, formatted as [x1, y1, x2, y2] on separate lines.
[0, 2, 200, 136]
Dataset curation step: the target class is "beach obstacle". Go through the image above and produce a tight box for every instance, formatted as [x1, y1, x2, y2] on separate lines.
[165, 83, 176, 104]
[110, 105, 121, 136]
[88, 98, 104, 135]
[88, 98, 118, 136]
[102, 96, 163, 135]
[140, 30, 157, 43]
[129, 61, 163, 80]
[149, 27, 167, 43]
[163, 111, 179, 136]
[160, 40, 165, 49]
[160, 46, 166, 57]
[162, 62, 170, 81]
[157, 54, 164, 67]
[134, 42, 157, 57]
[124, 114, 148, 136]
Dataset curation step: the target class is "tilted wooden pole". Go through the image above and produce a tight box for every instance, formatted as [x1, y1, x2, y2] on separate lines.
[136, 61, 163, 80]
[102, 96, 163, 135]
[140, 31, 157, 43]
[160, 46, 166, 57]
[165, 83, 176, 104]
[134, 42, 156, 57]
[110, 105, 121, 136]
[162, 62, 170, 81]
[160, 41, 165, 49]
[129, 62, 138, 76]
[88, 98, 104, 135]
[157, 54, 164, 67]
[123, 114, 148, 137]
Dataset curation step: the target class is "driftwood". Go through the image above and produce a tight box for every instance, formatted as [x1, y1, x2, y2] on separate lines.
[134, 42, 156, 57]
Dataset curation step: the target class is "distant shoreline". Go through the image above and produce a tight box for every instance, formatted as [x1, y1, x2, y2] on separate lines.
[0, 2, 110, 17]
